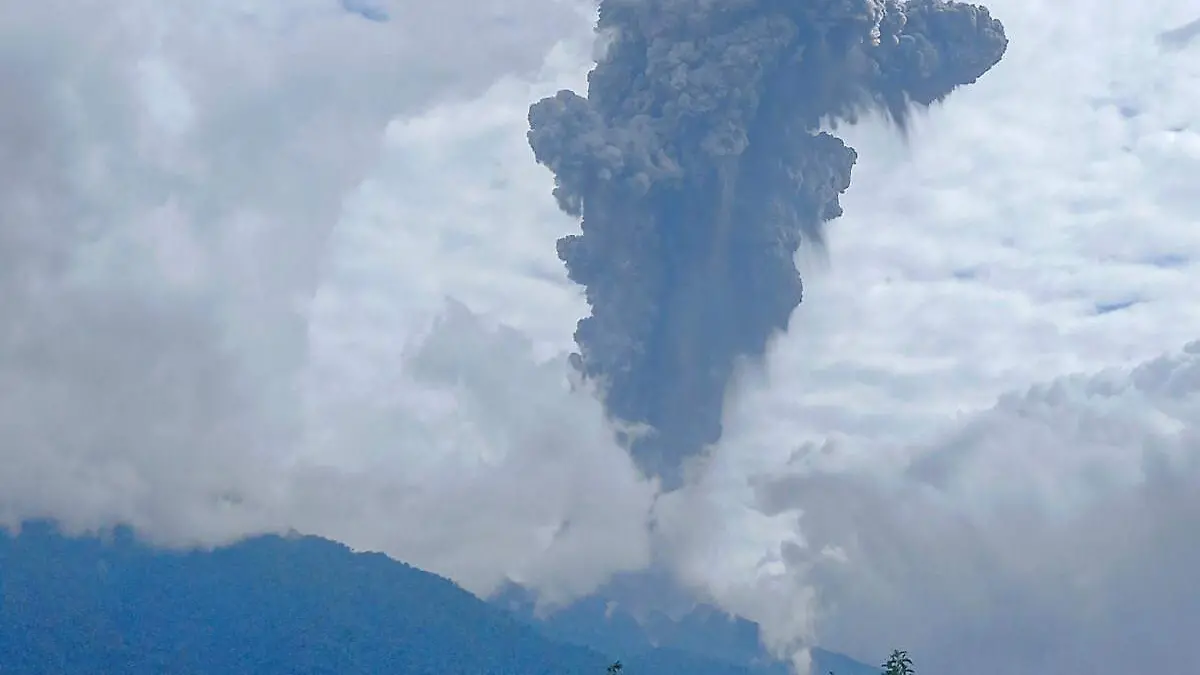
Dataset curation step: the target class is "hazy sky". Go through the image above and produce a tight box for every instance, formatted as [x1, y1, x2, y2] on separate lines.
[1, 1, 1198, 673]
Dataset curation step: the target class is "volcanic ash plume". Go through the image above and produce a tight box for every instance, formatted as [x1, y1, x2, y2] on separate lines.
[528, 0, 1007, 487]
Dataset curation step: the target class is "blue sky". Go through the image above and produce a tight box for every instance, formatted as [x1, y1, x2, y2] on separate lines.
[1, 1, 1198, 673]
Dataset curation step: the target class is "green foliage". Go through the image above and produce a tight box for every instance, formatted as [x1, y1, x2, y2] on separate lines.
[829, 648, 915, 675]
[880, 649, 914, 675]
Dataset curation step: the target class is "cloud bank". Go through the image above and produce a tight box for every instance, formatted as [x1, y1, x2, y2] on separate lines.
[0, 0, 654, 602]
[660, 342, 1200, 673]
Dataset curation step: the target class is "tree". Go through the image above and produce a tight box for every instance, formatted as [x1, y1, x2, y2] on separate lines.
[881, 649, 914, 675]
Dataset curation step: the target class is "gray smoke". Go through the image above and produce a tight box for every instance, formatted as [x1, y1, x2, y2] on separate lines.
[528, 0, 1007, 487]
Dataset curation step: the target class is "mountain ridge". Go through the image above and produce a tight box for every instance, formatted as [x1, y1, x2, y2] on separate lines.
[0, 521, 874, 675]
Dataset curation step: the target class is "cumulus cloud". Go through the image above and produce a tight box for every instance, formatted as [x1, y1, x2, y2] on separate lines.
[292, 301, 656, 601]
[762, 0, 1200, 448]
[0, 0, 654, 603]
[661, 342, 1200, 674]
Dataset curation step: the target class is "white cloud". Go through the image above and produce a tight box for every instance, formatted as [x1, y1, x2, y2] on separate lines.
[292, 300, 656, 601]
[670, 342, 1200, 674]
[0, 0, 655, 603]
[772, 0, 1200, 446]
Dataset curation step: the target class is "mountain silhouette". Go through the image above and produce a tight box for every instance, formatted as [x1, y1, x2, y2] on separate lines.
[0, 521, 874, 675]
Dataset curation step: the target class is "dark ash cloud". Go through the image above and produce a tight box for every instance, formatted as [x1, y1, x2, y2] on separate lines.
[528, 0, 1007, 486]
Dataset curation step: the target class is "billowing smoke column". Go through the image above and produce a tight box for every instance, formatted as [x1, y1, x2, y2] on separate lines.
[529, 0, 1007, 487]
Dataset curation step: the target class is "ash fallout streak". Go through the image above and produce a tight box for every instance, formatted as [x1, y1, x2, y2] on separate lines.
[529, 0, 1008, 488]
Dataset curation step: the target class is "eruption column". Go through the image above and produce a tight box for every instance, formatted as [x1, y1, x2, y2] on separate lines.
[528, 0, 1007, 488]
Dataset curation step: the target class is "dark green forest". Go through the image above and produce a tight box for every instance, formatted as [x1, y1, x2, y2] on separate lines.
[0, 522, 879, 675]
